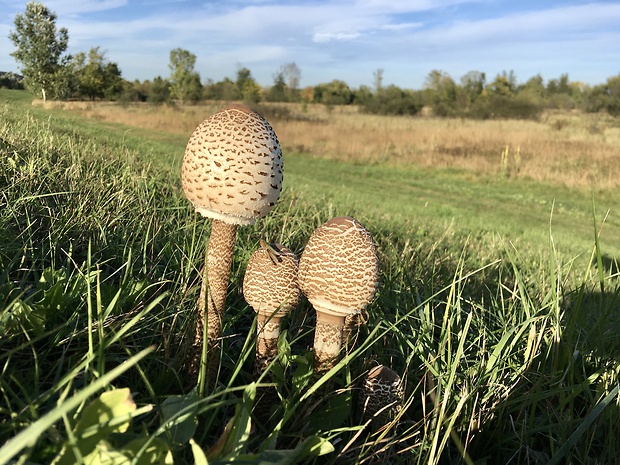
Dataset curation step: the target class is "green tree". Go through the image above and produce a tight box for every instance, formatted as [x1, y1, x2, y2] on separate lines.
[520, 74, 545, 98]
[487, 70, 517, 96]
[9, 1, 70, 101]
[267, 72, 287, 102]
[373, 68, 384, 93]
[234, 67, 261, 103]
[547, 73, 571, 95]
[424, 70, 458, 116]
[242, 79, 262, 104]
[586, 74, 620, 116]
[354, 85, 373, 107]
[235, 67, 252, 99]
[314, 80, 353, 105]
[168, 48, 202, 103]
[460, 71, 485, 100]
[148, 76, 171, 104]
[204, 77, 236, 101]
[362, 84, 423, 116]
[70, 47, 123, 100]
[0, 72, 25, 90]
[546, 73, 575, 109]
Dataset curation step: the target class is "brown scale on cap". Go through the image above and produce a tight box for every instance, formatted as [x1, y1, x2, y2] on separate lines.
[181, 104, 283, 391]
[243, 240, 301, 375]
[359, 365, 404, 430]
[298, 216, 380, 373]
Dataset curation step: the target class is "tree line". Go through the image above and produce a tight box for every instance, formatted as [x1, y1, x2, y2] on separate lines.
[5, 1, 620, 119]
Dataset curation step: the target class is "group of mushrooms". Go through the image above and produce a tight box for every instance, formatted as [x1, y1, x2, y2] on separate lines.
[181, 104, 403, 428]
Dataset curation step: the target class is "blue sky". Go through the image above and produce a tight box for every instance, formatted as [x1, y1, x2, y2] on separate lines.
[1, 0, 619, 89]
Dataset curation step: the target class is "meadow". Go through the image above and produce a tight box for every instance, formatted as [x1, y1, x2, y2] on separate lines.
[1, 88, 619, 464]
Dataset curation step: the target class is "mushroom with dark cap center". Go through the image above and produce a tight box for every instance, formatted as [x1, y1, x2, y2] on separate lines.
[243, 240, 301, 376]
[181, 104, 283, 392]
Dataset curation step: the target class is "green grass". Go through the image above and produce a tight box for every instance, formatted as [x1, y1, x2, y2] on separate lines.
[1, 89, 619, 464]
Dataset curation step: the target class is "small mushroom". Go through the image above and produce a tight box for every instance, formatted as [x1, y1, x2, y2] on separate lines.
[297, 216, 380, 373]
[359, 365, 404, 430]
[243, 240, 301, 375]
[181, 104, 283, 388]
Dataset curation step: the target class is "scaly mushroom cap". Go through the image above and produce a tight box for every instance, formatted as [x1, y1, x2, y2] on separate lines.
[298, 216, 379, 317]
[181, 104, 283, 225]
[359, 365, 404, 428]
[243, 241, 301, 318]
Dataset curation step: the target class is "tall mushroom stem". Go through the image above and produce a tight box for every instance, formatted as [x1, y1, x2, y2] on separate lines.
[190, 220, 237, 393]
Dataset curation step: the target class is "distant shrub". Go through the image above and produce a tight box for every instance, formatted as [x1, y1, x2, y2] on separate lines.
[470, 94, 543, 120]
[0, 72, 25, 90]
[361, 85, 424, 116]
[251, 103, 323, 123]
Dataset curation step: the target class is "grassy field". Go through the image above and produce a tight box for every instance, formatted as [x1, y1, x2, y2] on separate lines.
[1, 89, 619, 464]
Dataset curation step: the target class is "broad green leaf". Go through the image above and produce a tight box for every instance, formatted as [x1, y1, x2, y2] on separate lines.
[299, 435, 335, 457]
[226, 383, 255, 456]
[160, 393, 199, 444]
[307, 389, 352, 434]
[206, 383, 255, 460]
[291, 353, 313, 392]
[83, 441, 128, 465]
[75, 388, 136, 435]
[207, 436, 334, 465]
[123, 437, 173, 465]
[54, 389, 137, 465]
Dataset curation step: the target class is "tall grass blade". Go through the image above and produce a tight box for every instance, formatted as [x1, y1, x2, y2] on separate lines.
[546, 383, 620, 465]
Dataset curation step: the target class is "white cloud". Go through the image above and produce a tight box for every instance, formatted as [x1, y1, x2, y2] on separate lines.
[313, 31, 362, 43]
[380, 22, 423, 31]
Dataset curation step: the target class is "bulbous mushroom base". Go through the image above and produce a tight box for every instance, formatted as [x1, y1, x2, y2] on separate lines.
[254, 318, 281, 376]
[313, 311, 352, 373]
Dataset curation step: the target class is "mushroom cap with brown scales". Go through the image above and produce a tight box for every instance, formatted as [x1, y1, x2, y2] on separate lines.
[181, 103, 283, 225]
[298, 216, 380, 318]
[243, 241, 301, 319]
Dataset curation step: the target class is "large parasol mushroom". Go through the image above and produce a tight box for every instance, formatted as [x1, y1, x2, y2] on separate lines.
[181, 104, 283, 390]
[297, 216, 380, 374]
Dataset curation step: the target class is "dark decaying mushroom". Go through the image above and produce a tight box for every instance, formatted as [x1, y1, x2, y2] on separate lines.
[181, 104, 283, 389]
[359, 365, 404, 430]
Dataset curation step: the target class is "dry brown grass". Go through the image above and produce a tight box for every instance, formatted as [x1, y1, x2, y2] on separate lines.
[35, 99, 620, 189]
